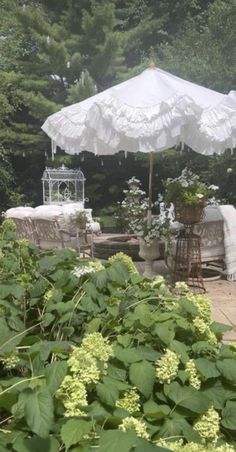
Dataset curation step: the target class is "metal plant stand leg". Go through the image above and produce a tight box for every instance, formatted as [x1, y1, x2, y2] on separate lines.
[173, 226, 205, 293]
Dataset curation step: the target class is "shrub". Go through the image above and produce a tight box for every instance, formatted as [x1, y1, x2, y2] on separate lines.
[0, 221, 235, 451]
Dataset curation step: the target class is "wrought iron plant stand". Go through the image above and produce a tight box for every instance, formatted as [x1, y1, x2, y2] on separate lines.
[173, 205, 206, 293]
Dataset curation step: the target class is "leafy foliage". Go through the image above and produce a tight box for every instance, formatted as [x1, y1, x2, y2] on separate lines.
[0, 221, 236, 451]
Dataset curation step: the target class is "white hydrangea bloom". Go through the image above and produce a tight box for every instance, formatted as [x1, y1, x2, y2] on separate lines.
[185, 359, 201, 390]
[194, 407, 220, 443]
[116, 388, 140, 414]
[119, 416, 149, 439]
[156, 349, 180, 384]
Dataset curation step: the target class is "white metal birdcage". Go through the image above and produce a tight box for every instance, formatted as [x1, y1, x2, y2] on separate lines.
[41, 164, 85, 205]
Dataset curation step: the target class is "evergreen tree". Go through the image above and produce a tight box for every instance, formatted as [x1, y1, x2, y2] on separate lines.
[0, 0, 234, 208]
[67, 70, 97, 104]
[160, 0, 236, 91]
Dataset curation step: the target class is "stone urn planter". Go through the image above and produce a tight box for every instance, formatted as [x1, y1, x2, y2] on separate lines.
[139, 238, 160, 278]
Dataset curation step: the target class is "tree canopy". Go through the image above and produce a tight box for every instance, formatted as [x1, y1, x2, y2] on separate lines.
[0, 0, 235, 209]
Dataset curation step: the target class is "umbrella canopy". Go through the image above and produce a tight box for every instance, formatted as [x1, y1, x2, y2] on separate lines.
[42, 66, 236, 157]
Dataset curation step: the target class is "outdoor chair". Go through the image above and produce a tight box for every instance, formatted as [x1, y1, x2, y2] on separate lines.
[10, 217, 38, 244]
[32, 218, 76, 250]
[75, 226, 94, 257]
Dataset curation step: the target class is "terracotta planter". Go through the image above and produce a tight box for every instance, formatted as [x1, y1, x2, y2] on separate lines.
[139, 238, 160, 278]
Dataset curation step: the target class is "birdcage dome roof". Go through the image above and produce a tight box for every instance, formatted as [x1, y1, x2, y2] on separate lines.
[42, 164, 85, 182]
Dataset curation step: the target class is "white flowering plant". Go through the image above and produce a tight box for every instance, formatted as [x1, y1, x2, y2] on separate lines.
[164, 168, 219, 207]
[0, 220, 236, 451]
[120, 176, 171, 245]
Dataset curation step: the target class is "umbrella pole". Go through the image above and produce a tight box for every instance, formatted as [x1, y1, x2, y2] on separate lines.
[147, 152, 154, 226]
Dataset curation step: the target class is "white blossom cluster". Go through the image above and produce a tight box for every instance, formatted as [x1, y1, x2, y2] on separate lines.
[165, 168, 219, 206]
[166, 168, 200, 189]
[120, 177, 170, 246]
[119, 416, 149, 439]
[155, 438, 235, 452]
[186, 293, 212, 324]
[0, 351, 20, 370]
[174, 281, 190, 294]
[185, 359, 201, 389]
[156, 349, 180, 384]
[72, 260, 104, 279]
[116, 388, 141, 413]
[108, 252, 138, 274]
[56, 332, 113, 417]
[194, 406, 220, 443]
[193, 316, 217, 346]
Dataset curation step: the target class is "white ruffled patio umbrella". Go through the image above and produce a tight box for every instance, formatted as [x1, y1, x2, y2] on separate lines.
[42, 64, 236, 211]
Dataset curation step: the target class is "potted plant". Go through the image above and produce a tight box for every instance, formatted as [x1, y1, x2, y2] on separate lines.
[74, 210, 89, 230]
[164, 168, 218, 225]
[120, 178, 170, 277]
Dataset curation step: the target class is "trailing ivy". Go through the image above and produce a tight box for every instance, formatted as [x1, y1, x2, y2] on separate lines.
[0, 220, 236, 451]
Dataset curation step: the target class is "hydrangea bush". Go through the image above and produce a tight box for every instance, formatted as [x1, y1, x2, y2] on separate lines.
[0, 220, 236, 451]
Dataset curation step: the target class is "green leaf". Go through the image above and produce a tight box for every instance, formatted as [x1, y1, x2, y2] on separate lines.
[0, 284, 25, 299]
[85, 400, 110, 418]
[30, 279, 49, 298]
[181, 420, 202, 443]
[83, 281, 97, 299]
[165, 382, 210, 413]
[14, 436, 60, 452]
[8, 316, 25, 332]
[114, 345, 143, 364]
[103, 376, 129, 391]
[159, 417, 188, 438]
[0, 392, 17, 411]
[21, 387, 54, 438]
[211, 321, 232, 336]
[136, 346, 160, 362]
[38, 255, 61, 274]
[217, 359, 236, 383]
[218, 345, 235, 359]
[135, 437, 171, 451]
[98, 430, 136, 452]
[221, 401, 236, 430]
[178, 298, 198, 316]
[143, 401, 170, 419]
[0, 321, 26, 354]
[70, 447, 90, 452]
[129, 360, 155, 398]
[108, 262, 128, 286]
[177, 370, 189, 384]
[153, 323, 175, 345]
[192, 341, 217, 355]
[41, 313, 55, 328]
[134, 304, 156, 328]
[202, 380, 236, 410]
[117, 334, 132, 348]
[61, 419, 93, 451]
[96, 382, 119, 406]
[44, 361, 68, 395]
[91, 269, 108, 290]
[107, 364, 127, 381]
[169, 340, 189, 363]
[84, 318, 101, 334]
[78, 296, 98, 313]
[194, 358, 220, 379]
